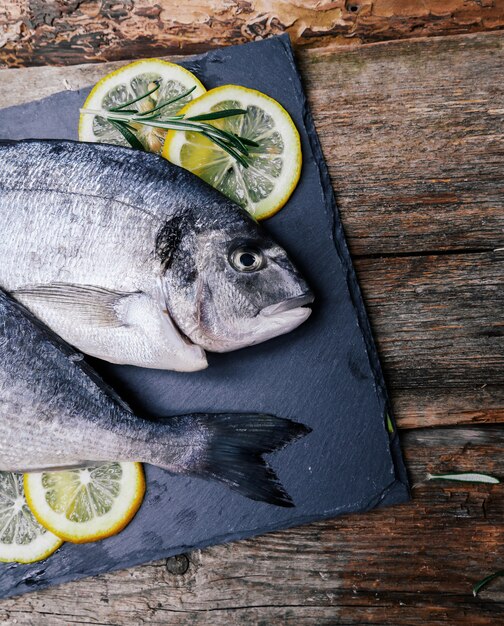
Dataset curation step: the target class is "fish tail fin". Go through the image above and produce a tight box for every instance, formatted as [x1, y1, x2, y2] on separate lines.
[164, 414, 311, 507]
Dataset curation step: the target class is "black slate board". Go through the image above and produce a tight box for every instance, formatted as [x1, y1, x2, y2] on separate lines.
[0, 35, 409, 597]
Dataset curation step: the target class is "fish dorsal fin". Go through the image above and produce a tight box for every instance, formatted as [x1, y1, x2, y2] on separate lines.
[13, 283, 208, 371]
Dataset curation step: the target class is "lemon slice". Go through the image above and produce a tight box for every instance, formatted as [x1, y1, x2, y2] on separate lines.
[0, 472, 62, 563]
[24, 462, 145, 544]
[163, 85, 302, 220]
[79, 59, 206, 153]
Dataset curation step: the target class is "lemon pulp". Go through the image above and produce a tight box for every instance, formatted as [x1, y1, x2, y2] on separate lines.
[0, 471, 62, 563]
[24, 462, 145, 544]
[163, 85, 302, 220]
[79, 59, 206, 153]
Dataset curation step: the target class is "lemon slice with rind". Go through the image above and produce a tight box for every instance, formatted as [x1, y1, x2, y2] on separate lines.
[163, 85, 302, 220]
[24, 462, 145, 544]
[79, 59, 206, 153]
[0, 471, 62, 563]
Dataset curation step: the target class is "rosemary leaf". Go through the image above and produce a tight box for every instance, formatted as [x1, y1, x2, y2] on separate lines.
[109, 81, 160, 112]
[109, 120, 145, 151]
[385, 413, 394, 434]
[473, 570, 504, 596]
[196, 122, 249, 154]
[203, 133, 249, 168]
[237, 136, 260, 148]
[121, 122, 139, 131]
[427, 472, 500, 484]
[186, 109, 247, 122]
[137, 85, 197, 118]
[228, 133, 250, 156]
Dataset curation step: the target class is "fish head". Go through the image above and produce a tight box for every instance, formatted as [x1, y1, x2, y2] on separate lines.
[160, 205, 314, 353]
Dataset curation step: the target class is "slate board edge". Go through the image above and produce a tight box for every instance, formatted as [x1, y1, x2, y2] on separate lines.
[277, 36, 410, 499]
[5, 484, 407, 599]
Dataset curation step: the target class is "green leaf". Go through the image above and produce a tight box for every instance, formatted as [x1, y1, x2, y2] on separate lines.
[109, 120, 145, 151]
[196, 122, 249, 155]
[237, 136, 260, 148]
[473, 570, 504, 596]
[385, 413, 394, 434]
[427, 472, 500, 484]
[186, 109, 247, 122]
[137, 85, 197, 118]
[202, 133, 249, 168]
[109, 81, 161, 112]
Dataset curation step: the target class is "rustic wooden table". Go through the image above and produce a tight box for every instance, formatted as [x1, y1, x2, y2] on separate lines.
[1, 2, 503, 624]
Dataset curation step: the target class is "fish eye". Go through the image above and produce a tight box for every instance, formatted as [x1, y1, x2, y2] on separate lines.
[229, 245, 265, 272]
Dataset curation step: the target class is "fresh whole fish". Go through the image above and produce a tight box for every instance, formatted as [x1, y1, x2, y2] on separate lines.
[0, 140, 313, 371]
[0, 290, 310, 506]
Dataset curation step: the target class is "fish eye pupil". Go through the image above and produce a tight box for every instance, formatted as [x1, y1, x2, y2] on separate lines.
[239, 253, 256, 267]
[229, 246, 265, 272]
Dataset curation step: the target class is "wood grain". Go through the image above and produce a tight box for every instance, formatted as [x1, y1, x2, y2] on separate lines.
[1, 0, 504, 68]
[2, 427, 504, 625]
[357, 250, 504, 426]
[301, 32, 504, 256]
[0, 29, 503, 625]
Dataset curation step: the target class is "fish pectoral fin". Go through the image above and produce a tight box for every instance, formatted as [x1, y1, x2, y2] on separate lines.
[114, 292, 208, 372]
[14, 283, 137, 328]
[15, 283, 208, 371]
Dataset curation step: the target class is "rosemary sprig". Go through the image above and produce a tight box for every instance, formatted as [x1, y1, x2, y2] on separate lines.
[109, 120, 145, 151]
[187, 109, 247, 122]
[473, 569, 504, 596]
[137, 85, 197, 117]
[238, 136, 260, 148]
[109, 80, 161, 112]
[427, 472, 500, 484]
[81, 85, 256, 166]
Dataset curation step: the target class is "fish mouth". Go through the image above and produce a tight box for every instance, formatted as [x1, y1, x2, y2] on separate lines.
[260, 292, 314, 318]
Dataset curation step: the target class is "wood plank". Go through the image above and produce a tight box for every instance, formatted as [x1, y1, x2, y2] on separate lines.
[1, 0, 504, 68]
[361, 251, 502, 388]
[3, 427, 504, 624]
[393, 386, 504, 429]
[356, 250, 504, 426]
[301, 32, 504, 256]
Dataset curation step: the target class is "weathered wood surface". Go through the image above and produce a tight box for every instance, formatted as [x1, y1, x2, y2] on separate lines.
[302, 32, 504, 256]
[1, 428, 503, 625]
[0, 29, 503, 625]
[1, 0, 504, 68]
[358, 250, 504, 426]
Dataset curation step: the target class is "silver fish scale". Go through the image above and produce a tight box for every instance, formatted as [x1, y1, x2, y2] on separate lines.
[0, 293, 199, 472]
[0, 140, 219, 369]
[0, 188, 160, 292]
[0, 140, 225, 221]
